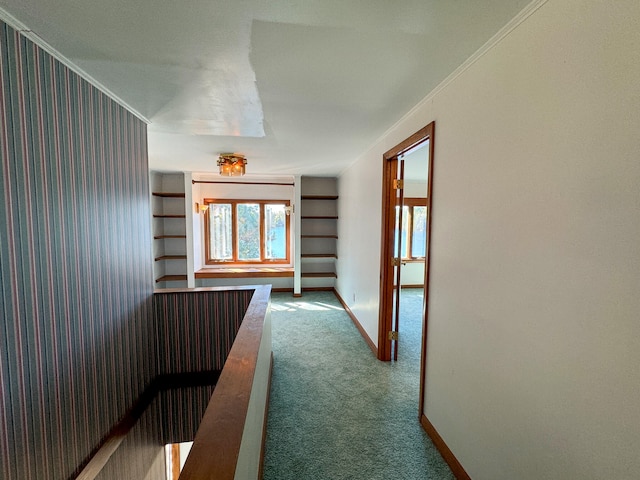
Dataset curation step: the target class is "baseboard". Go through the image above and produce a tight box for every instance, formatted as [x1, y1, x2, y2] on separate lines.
[271, 287, 294, 293]
[258, 353, 274, 480]
[271, 287, 332, 296]
[303, 286, 334, 292]
[332, 288, 378, 357]
[420, 414, 471, 480]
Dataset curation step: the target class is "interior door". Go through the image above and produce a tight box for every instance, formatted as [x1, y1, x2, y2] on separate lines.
[391, 157, 406, 361]
[378, 122, 434, 369]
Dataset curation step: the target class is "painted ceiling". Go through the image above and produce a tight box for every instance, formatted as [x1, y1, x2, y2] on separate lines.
[0, 0, 531, 176]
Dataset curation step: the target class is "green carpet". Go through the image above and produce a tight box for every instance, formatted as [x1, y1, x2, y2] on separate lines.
[262, 290, 454, 479]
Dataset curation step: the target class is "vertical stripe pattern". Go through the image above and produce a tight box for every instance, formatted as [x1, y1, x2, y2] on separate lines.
[154, 289, 254, 374]
[93, 385, 216, 480]
[94, 394, 165, 480]
[0, 20, 154, 480]
[158, 385, 216, 445]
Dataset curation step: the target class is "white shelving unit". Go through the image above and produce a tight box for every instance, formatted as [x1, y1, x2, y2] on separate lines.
[300, 176, 338, 290]
[150, 172, 188, 288]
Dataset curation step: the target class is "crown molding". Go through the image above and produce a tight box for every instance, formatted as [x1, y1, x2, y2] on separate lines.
[408, 0, 549, 117]
[345, 0, 550, 174]
[0, 7, 151, 124]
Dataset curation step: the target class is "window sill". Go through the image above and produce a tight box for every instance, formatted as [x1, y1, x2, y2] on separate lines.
[195, 267, 294, 279]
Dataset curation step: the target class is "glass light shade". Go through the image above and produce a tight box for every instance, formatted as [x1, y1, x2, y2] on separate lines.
[217, 154, 247, 176]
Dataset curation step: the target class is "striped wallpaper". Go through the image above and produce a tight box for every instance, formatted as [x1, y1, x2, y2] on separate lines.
[1, 19, 262, 480]
[94, 394, 165, 480]
[93, 385, 216, 480]
[154, 289, 254, 374]
[157, 385, 216, 446]
[0, 20, 155, 480]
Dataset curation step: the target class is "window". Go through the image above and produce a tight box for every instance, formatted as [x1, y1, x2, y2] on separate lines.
[395, 198, 427, 260]
[205, 199, 290, 265]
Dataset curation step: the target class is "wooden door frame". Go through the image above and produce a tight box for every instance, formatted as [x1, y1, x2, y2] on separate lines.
[377, 122, 435, 409]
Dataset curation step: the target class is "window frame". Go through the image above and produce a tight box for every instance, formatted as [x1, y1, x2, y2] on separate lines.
[204, 198, 291, 266]
[399, 197, 427, 261]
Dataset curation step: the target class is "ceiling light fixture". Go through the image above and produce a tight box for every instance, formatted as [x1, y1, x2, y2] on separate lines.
[217, 153, 247, 176]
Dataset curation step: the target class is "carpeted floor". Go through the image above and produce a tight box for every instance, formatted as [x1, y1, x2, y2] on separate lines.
[262, 289, 454, 480]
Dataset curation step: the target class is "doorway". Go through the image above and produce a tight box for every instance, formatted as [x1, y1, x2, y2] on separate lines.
[378, 122, 435, 409]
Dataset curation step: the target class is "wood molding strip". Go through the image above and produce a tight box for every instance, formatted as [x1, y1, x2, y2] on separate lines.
[303, 287, 334, 292]
[333, 289, 378, 357]
[301, 195, 338, 200]
[156, 274, 188, 283]
[171, 444, 181, 479]
[269, 287, 334, 295]
[152, 192, 186, 198]
[195, 268, 294, 279]
[192, 180, 294, 186]
[377, 151, 398, 361]
[383, 123, 434, 160]
[420, 415, 471, 480]
[155, 255, 187, 261]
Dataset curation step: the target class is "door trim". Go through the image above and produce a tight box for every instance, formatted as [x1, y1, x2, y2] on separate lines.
[377, 122, 435, 415]
[378, 153, 399, 361]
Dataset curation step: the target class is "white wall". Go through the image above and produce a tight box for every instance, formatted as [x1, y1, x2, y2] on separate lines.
[337, 0, 640, 478]
[400, 262, 424, 286]
[337, 157, 383, 345]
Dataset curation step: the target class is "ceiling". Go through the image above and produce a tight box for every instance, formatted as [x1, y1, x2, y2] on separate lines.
[0, 0, 531, 177]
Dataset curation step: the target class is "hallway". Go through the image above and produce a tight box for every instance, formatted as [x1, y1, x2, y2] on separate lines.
[262, 290, 453, 479]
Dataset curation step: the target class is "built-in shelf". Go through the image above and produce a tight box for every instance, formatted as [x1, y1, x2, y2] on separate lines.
[300, 177, 339, 290]
[301, 195, 338, 200]
[301, 272, 338, 278]
[154, 235, 187, 239]
[152, 192, 185, 198]
[155, 274, 188, 283]
[155, 255, 187, 261]
[151, 174, 188, 289]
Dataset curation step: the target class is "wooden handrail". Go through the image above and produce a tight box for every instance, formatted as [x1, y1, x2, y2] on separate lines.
[179, 284, 272, 480]
[73, 285, 271, 480]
